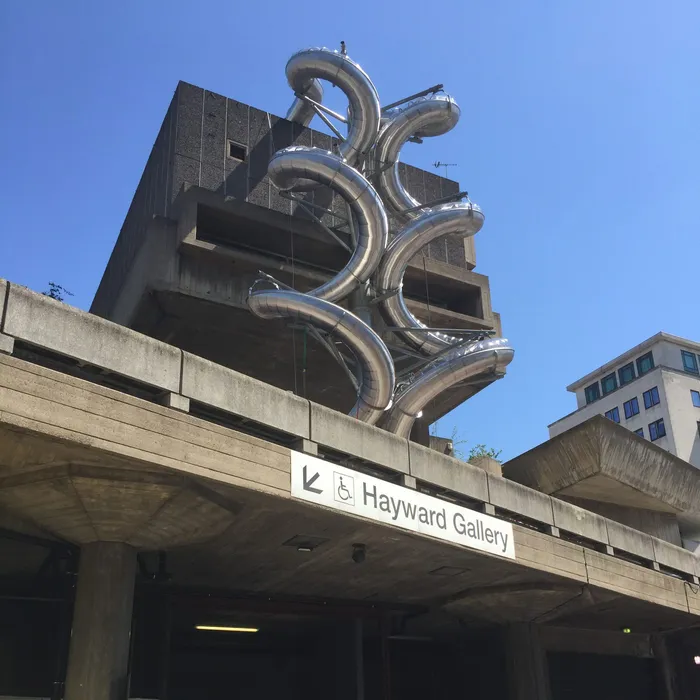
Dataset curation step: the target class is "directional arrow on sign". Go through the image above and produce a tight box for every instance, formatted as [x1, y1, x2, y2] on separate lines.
[302, 465, 323, 494]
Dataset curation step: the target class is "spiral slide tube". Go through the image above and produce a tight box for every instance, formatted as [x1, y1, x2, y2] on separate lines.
[383, 338, 514, 438]
[247, 288, 395, 425]
[285, 47, 381, 165]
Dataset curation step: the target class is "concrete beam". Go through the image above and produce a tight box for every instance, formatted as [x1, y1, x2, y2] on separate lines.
[182, 351, 310, 439]
[3, 284, 181, 392]
[487, 475, 554, 525]
[408, 443, 488, 502]
[309, 402, 409, 474]
[0, 332, 14, 355]
[552, 499, 609, 544]
[605, 519, 655, 561]
[651, 536, 699, 577]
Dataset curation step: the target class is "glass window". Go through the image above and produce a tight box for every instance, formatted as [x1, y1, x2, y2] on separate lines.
[682, 350, 699, 375]
[636, 352, 654, 376]
[604, 407, 620, 423]
[643, 386, 660, 409]
[601, 373, 618, 395]
[624, 397, 640, 419]
[634, 428, 644, 438]
[692, 390, 700, 408]
[649, 418, 666, 441]
[585, 383, 600, 404]
[618, 362, 636, 386]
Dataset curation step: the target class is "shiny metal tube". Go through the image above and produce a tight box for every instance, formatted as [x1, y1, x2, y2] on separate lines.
[383, 338, 514, 438]
[375, 95, 460, 222]
[375, 202, 484, 355]
[286, 78, 323, 127]
[247, 288, 395, 424]
[268, 146, 388, 303]
[285, 48, 381, 164]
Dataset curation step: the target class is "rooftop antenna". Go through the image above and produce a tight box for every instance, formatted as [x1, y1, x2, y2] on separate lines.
[433, 161, 457, 179]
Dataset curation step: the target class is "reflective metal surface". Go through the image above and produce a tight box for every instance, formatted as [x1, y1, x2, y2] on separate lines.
[268, 146, 388, 303]
[375, 202, 484, 355]
[247, 288, 395, 424]
[374, 95, 460, 222]
[383, 338, 514, 438]
[286, 77, 323, 127]
[285, 47, 381, 164]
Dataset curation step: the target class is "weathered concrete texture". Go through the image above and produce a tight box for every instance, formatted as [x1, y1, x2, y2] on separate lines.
[503, 415, 700, 513]
[505, 624, 552, 700]
[64, 542, 136, 700]
[651, 536, 699, 575]
[487, 474, 554, 525]
[469, 455, 503, 476]
[605, 519, 655, 561]
[181, 351, 310, 438]
[0, 332, 14, 355]
[0, 278, 7, 320]
[309, 402, 409, 474]
[408, 442, 488, 502]
[551, 498, 609, 543]
[3, 284, 181, 391]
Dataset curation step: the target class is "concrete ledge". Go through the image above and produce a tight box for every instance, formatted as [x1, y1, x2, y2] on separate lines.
[552, 499, 609, 544]
[651, 536, 698, 576]
[182, 352, 310, 438]
[3, 284, 181, 392]
[409, 443, 488, 502]
[487, 475, 554, 525]
[0, 279, 7, 324]
[0, 333, 14, 355]
[605, 519, 655, 561]
[309, 402, 409, 474]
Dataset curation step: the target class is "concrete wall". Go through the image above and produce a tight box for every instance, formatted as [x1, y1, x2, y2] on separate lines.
[662, 369, 700, 467]
[91, 81, 474, 318]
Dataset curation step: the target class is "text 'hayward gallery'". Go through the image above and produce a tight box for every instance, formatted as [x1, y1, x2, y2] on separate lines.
[1, 45, 699, 699]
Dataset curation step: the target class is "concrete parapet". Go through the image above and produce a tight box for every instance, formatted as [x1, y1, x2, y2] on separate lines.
[408, 443, 488, 502]
[651, 536, 699, 576]
[309, 402, 409, 473]
[469, 455, 503, 476]
[552, 499, 609, 544]
[182, 351, 310, 439]
[487, 474, 554, 525]
[3, 284, 181, 392]
[605, 519, 655, 561]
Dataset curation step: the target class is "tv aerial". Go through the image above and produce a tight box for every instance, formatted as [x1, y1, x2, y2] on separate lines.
[433, 161, 458, 178]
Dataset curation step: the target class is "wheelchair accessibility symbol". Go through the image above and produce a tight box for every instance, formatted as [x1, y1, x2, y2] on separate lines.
[333, 472, 355, 507]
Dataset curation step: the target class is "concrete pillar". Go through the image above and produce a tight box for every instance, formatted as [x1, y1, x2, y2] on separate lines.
[505, 624, 552, 700]
[64, 542, 137, 700]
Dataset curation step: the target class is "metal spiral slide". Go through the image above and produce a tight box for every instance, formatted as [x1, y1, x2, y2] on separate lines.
[247, 46, 514, 435]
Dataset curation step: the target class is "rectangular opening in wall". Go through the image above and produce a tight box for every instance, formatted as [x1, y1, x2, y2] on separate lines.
[228, 140, 247, 162]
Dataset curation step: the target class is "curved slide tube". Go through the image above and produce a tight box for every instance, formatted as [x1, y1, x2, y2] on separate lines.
[383, 338, 514, 438]
[268, 146, 388, 303]
[286, 78, 323, 127]
[285, 48, 381, 165]
[375, 95, 461, 223]
[248, 288, 395, 425]
[375, 202, 485, 355]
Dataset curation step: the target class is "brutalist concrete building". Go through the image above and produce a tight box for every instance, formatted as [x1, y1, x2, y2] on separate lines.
[0, 46, 699, 700]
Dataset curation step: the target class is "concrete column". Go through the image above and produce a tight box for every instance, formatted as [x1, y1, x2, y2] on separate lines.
[64, 542, 137, 700]
[505, 624, 552, 700]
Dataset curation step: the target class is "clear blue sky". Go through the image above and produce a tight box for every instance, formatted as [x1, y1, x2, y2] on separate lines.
[1, 1, 698, 460]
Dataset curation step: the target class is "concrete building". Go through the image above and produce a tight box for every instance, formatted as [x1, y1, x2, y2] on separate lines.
[549, 333, 700, 467]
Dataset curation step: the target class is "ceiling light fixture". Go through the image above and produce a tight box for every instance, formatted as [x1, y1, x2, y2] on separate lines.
[694, 655, 700, 666]
[195, 625, 259, 633]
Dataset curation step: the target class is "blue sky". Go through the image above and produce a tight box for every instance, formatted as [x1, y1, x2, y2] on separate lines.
[1, 1, 698, 460]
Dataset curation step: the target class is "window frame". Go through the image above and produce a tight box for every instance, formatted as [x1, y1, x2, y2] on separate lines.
[636, 352, 654, 376]
[681, 350, 699, 375]
[643, 386, 660, 410]
[584, 382, 601, 404]
[618, 362, 636, 386]
[649, 418, 666, 441]
[601, 372, 618, 396]
[623, 397, 640, 419]
[604, 407, 620, 423]
[634, 428, 644, 438]
[692, 390, 700, 409]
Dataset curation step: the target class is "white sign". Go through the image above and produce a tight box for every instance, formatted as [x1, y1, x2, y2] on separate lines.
[290, 451, 515, 560]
